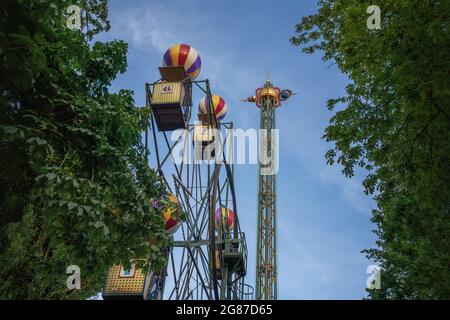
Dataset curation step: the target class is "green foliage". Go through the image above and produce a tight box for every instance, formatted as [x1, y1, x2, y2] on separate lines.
[0, 0, 170, 299]
[291, 0, 450, 299]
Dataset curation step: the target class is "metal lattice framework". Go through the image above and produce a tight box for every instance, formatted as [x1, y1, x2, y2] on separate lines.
[255, 81, 278, 300]
[144, 79, 253, 300]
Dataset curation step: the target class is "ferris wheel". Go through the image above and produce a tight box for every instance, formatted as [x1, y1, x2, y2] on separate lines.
[103, 44, 253, 300]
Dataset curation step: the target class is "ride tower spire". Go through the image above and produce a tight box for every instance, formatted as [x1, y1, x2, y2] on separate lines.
[243, 79, 295, 300]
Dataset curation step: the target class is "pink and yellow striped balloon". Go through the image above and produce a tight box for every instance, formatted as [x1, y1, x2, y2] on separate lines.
[198, 95, 228, 121]
[162, 44, 202, 80]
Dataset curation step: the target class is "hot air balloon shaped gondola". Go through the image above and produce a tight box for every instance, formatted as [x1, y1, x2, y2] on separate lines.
[215, 207, 235, 232]
[162, 194, 181, 235]
[198, 95, 228, 124]
[193, 95, 228, 160]
[151, 44, 202, 131]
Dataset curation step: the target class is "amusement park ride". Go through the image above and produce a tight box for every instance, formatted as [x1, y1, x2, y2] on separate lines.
[102, 44, 294, 301]
[243, 82, 295, 300]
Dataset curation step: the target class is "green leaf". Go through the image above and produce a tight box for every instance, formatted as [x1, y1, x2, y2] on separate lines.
[0, 126, 18, 134]
[67, 202, 77, 210]
[93, 221, 104, 228]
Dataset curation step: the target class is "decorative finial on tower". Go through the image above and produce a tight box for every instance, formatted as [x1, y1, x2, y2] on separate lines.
[266, 71, 272, 87]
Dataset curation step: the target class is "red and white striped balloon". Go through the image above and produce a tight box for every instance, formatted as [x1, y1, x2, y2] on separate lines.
[198, 95, 227, 121]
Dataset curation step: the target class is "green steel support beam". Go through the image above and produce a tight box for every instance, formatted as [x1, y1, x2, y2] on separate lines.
[256, 86, 278, 300]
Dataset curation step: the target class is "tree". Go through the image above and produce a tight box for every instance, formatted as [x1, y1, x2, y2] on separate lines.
[291, 0, 450, 299]
[0, 0, 170, 299]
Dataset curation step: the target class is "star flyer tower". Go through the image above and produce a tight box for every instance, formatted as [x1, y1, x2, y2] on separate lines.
[244, 80, 295, 300]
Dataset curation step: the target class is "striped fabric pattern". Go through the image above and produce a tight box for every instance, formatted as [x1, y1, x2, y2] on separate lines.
[162, 44, 202, 80]
[215, 207, 235, 230]
[162, 194, 180, 235]
[198, 95, 228, 121]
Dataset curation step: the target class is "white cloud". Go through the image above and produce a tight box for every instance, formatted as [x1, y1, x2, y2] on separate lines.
[108, 2, 233, 87]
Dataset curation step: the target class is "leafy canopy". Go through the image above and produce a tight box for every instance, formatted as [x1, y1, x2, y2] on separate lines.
[0, 0, 169, 299]
[291, 0, 450, 299]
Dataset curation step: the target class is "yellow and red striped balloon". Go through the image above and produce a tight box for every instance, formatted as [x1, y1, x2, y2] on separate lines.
[198, 95, 228, 121]
[215, 207, 234, 231]
[162, 44, 202, 80]
[162, 194, 180, 235]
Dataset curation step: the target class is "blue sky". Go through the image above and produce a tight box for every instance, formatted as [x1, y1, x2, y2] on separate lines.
[97, 0, 377, 299]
